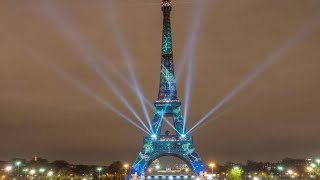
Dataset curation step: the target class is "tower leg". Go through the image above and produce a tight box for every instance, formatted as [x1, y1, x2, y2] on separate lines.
[129, 138, 207, 177]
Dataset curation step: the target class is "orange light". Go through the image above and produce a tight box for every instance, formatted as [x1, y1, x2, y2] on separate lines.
[124, 164, 130, 169]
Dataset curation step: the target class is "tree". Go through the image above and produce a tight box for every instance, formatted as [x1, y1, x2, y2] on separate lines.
[51, 160, 70, 170]
[226, 166, 244, 180]
[55, 168, 74, 180]
[107, 161, 125, 180]
[27, 157, 49, 168]
[72, 164, 94, 175]
[107, 161, 123, 174]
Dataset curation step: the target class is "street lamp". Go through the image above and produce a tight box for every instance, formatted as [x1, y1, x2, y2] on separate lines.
[29, 169, 36, 179]
[287, 169, 294, 178]
[47, 171, 53, 176]
[307, 166, 314, 180]
[124, 164, 130, 177]
[277, 166, 284, 171]
[29, 169, 36, 175]
[47, 171, 54, 179]
[5, 166, 12, 172]
[277, 166, 284, 178]
[15, 161, 22, 178]
[96, 167, 103, 180]
[209, 163, 216, 175]
[22, 168, 28, 179]
[39, 168, 46, 173]
[38, 167, 46, 178]
[5, 165, 12, 178]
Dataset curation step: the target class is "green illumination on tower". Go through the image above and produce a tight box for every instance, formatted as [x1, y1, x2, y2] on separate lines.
[129, 0, 206, 177]
[161, 0, 173, 55]
[158, 0, 177, 101]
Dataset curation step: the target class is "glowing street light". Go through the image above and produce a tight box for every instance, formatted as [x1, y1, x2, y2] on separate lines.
[22, 168, 29, 173]
[5, 165, 13, 178]
[124, 164, 130, 177]
[96, 167, 103, 180]
[277, 165, 284, 178]
[209, 163, 216, 174]
[306, 166, 314, 180]
[316, 159, 320, 164]
[124, 164, 129, 169]
[15, 161, 21, 166]
[29, 169, 36, 175]
[277, 166, 284, 171]
[15, 161, 22, 178]
[15, 161, 21, 172]
[310, 163, 316, 168]
[47, 171, 54, 177]
[307, 166, 314, 172]
[39, 168, 46, 173]
[287, 169, 293, 175]
[5, 166, 12, 173]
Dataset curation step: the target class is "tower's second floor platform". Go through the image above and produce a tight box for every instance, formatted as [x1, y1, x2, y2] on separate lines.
[144, 135, 192, 142]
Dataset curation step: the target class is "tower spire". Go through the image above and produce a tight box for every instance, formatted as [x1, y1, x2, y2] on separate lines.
[161, 0, 172, 55]
[158, 0, 178, 101]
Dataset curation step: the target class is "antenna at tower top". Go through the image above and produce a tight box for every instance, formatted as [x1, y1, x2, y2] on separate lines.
[162, 0, 172, 7]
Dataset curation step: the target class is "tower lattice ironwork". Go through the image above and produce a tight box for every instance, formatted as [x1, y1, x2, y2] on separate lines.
[129, 0, 206, 177]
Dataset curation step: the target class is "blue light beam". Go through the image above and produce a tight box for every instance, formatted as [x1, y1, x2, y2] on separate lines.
[22, 42, 149, 134]
[177, 0, 211, 81]
[188, 108, 231, 135]
[49, 63, 149, 134]
[82, 52, 152, 133]
[154, 115, 181, 136]
[101, 0, 153, 131]
[100, 60, 155, 111]
[188, 13, 320, 134]
[36, 0, 151, 133]
[179, 0, 212, 133]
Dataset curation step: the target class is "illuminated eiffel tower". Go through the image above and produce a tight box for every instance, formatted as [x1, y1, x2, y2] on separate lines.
[129, 0, 206, 177]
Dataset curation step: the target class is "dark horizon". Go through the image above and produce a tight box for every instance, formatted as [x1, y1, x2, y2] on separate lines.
[1, 0, 320, 165]
[0, 156, 315, 167]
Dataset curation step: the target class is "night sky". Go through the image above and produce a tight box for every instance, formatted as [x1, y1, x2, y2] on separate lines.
[1, 0, 320, 165]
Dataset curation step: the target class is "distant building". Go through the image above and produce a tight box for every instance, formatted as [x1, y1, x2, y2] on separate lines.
[150, 159, 161, 171]
[174, 163, 188, 171]
[33, 155, 38, 161]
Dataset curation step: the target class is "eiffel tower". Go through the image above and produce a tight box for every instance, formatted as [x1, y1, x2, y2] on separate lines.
[129, 0, 206, 177]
